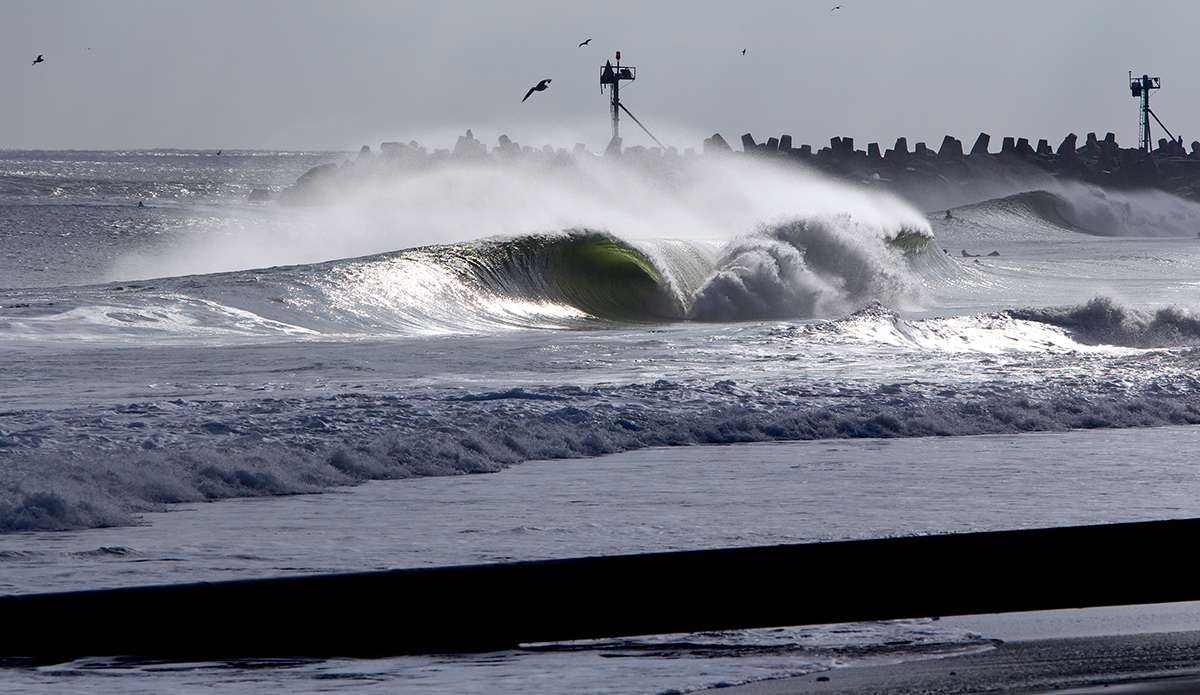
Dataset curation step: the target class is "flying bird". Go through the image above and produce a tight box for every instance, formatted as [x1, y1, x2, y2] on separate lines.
[32, 55, 44, 66]
[831, 5, 842, 10]
[742, 48, 746, 55]
[522, 78, 551, 103]
[579, 38, 592, 47]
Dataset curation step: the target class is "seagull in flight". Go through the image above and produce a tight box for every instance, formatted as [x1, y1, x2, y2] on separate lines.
[522, 78, 552, 103]
[831, 5, 842, 10]
[579, 38, 592, 47]
[32, 54, 44, 66]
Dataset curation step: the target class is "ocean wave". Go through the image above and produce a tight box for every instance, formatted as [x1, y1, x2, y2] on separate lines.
[1, 220, 941, 340]
[687, 218, 934, 321]
[1054, 183, 1200, 237]
[302, 218, 935, 326]
[424, 230, 686, 322]
[949, 186, 1200, 238]
[3, 317, 1197, 532]
[5, 382, 1197, 532]
[1010, 297, 1200, 348]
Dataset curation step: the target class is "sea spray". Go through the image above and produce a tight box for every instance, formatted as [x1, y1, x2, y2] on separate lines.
[1050, 182, 1200, 237]
[688, 216, 930, 321]
[110, 155, 932, 280]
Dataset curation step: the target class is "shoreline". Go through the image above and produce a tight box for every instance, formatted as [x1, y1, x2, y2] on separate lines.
[719, 631, 1200, 695]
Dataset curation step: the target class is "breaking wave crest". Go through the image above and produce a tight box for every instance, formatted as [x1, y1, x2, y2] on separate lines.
[687, 217, 931, 321]
[428, 231, 685, 321]
[1010, 297, 1200, 348]
[4, 365, 1199, 532]
[317, 215, 935, 326]
[1, 220, 937, 340]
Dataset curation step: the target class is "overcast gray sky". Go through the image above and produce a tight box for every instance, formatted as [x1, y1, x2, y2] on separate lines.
[3, 1, 1197, 153]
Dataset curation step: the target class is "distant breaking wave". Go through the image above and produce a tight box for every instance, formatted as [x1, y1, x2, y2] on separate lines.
[952, 187, 1200, 238]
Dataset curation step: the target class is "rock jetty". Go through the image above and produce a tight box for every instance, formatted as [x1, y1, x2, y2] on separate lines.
[279, 129, 1200, 209]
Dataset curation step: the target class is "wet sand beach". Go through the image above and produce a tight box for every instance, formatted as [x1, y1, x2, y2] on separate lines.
[722, 632, 1200, 695]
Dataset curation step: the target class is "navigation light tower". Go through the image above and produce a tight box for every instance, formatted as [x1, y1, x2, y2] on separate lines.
[601, 51, 636, 142]
[599, 51, 665, 153]
[1129, 73, 1175, 152]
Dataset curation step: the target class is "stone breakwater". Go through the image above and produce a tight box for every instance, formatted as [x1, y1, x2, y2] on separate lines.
[730, 130, 1200, 204]
[278, 128, 1200, 210]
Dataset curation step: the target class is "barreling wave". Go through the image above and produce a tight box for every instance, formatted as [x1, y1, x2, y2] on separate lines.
[0, 220, 939, 340]
[427, 231, 687, 321]
[456, 220, 936, 323]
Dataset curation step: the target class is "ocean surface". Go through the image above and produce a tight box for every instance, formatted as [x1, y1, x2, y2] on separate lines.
[2, 148, 1200, 693]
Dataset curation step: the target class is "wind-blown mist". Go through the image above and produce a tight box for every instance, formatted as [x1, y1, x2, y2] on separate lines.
[111, 156, 931, 281]
[94, 155, 942, 330]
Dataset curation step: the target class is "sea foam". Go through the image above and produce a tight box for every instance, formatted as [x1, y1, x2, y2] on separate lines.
[4, 303, 1198, 532]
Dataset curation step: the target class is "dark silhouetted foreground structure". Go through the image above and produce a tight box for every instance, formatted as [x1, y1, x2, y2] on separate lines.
[3, 517, 1200, 662]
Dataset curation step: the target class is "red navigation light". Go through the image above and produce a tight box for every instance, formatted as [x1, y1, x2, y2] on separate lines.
[615, 51, 621, 60]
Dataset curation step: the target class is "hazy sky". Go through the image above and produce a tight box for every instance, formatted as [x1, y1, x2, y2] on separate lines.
[3, 1, 1198, 153]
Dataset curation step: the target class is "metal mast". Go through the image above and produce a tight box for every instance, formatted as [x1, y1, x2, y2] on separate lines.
[600, 51, 635, 142]
[611, 64, 620, 140]
[599, 51, 666, 153]
[1130, 73, 1161, 152]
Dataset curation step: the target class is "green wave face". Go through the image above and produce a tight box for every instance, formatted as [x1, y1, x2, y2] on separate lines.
[884, 227, 935, 253]
[440, 230, 685, 323]
[553, 234, 684, 321]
